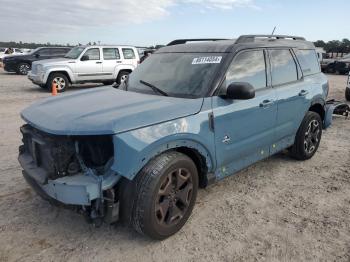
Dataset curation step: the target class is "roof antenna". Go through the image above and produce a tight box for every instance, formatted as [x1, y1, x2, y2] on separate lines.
[271, 26, 276, 35]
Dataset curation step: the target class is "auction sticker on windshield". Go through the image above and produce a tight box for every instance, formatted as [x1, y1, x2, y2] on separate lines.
[192, 56, 222, 64]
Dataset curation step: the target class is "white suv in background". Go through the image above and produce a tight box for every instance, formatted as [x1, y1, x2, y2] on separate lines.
[28, 45, 140, 92]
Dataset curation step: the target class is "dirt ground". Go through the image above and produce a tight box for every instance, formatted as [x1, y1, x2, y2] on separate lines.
[0, 69, 349, 262]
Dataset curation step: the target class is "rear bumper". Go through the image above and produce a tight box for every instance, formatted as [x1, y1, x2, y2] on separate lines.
[324, 100, 350, 128]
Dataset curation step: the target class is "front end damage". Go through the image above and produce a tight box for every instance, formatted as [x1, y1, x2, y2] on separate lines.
[18, 124, 121, 225]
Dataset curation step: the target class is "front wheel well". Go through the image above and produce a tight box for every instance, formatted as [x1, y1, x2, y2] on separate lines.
[175, 147, 209, 188]
[47, 71, 72, 84]
[309, 103, 325, 121]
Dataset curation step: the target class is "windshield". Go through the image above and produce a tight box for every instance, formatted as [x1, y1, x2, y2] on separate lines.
[125, 52, 225, 98]
[64, 47, 85, 59]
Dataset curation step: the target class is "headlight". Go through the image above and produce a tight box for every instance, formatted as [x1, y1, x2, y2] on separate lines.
[37, 64, 43, 72]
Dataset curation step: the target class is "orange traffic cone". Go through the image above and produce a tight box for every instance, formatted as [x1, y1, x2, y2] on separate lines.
[52, 82, 57, 96]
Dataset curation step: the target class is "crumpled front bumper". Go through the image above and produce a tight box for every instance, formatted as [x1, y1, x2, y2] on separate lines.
[19, 152, 121, 206]
[19, 153, 100, 205]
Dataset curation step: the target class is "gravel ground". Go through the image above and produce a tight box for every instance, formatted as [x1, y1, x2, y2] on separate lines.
[0, 69, 349, 262]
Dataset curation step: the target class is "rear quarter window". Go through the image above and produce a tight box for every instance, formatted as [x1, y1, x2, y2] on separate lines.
[122, 48, 136, 59]
[103, 48, 120, 60]
[296, 49, 321, 76]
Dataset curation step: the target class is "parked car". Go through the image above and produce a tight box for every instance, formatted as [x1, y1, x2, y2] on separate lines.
[19, 35, 331, 239]
[346, 72, 350, 101]
[0, 48, 23, 62]
[27, 45, 140, 92]
[3, 47, 71, 75]
[323, 61, 350, 75]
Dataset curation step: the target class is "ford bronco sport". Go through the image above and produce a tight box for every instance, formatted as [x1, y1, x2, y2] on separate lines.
[27, 45, 139, 92]
[19, 35, 332, 239]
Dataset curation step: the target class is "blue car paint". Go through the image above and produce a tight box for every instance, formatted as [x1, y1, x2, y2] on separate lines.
[21, 87, 203, 135]
[19, 45, 331, 208]
[112, 97, 216, 180]
[212, 88, 277, 179]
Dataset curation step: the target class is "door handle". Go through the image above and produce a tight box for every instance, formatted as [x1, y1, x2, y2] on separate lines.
[259, 99, 274, 108]
[96, 61, 102, 64]
[116, 60, 122, 63]
[299, 90, 309, 96]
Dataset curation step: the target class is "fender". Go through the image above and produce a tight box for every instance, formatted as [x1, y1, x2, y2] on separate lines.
[310, 95, 326, 107]
[111, 116, 215, 180]
[43, 67, 75, 84]
[113, 65, 136, 78]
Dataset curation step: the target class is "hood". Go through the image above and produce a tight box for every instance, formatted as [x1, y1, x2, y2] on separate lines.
[21, 87, 203, 135]
[34, 58, 73, 66]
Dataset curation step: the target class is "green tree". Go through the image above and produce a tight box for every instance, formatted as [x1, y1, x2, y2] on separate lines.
[314, 40, 326, 48]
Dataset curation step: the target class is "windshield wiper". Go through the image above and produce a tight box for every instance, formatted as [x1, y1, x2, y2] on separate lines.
[139, 80, 168, 96]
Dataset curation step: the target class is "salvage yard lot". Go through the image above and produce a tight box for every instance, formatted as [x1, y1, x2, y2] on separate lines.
[0, 69, 349, 261]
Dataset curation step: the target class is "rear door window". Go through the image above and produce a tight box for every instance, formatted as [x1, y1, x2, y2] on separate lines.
[296, 49, 321, 76]
[103, 48, 120, 60]
[122, 48, 136, 59]
[269, 49, 298, 86]
[225, 50, 267, 90]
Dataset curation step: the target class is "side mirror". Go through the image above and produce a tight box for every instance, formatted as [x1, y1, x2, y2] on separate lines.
[223, 82, 255, 100]
[35, 53, 40, 58]
[81, 55, 89, 61]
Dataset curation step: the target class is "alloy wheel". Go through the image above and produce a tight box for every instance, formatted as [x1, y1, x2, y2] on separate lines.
[120, 74, 128, 83]
[155, 168, 193, 227]
[52, 77, 66, 91]
[19, 64, 30, 75]
[304, 119, 320, 154]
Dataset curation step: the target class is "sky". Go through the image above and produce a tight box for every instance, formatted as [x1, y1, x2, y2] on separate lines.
[0, 0, 349, 46]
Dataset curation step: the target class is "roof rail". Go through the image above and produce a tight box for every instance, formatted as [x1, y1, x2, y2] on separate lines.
[236, 35, 306, 44]
[167, 38, 229, 46]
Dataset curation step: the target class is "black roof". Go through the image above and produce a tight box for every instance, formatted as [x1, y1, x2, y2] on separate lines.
[158, 35, 315, 53]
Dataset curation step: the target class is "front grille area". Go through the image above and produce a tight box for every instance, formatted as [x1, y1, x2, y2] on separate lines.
[20, 125, 114, 180]
[20, 125, 76, 180]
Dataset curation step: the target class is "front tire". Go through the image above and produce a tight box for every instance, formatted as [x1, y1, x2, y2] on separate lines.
[346, 87, 350, 101]
[17, 63, 31, 75]
[131, 151, 198, 240]
[46, 73, 70, 92]
[290, 111, 322, 160]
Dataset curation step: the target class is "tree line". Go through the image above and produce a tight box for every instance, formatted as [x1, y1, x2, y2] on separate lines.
[0, 41, 74, 49]
[1, 39, 349, 54]
[314, 39, 350, 54]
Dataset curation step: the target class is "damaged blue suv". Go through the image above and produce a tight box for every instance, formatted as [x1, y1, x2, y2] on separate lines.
[19, 35, 331, 239]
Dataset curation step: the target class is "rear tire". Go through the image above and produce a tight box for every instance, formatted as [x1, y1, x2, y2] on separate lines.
[46, 73, 70, 92]
[130, 151, 198, 240]
[290, 111, 322, 160]
[346, 87, 350, 101]
[17, 63, 31, 75]
[116, 71, 130, 85]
